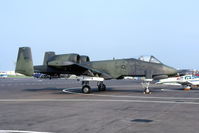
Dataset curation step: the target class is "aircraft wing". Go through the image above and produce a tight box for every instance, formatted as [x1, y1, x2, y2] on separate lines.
[48, 61, 113, 79]
[178, 80, 199, 86]
[176, 81, 192, 86]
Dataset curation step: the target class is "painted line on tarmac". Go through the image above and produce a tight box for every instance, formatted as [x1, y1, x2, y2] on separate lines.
[62, 88, 199, 100]
[0, 130, 52, 133]
[0, 82, 80, 87]
[161, 88, 199, 93]
[0, 98, 198, 105]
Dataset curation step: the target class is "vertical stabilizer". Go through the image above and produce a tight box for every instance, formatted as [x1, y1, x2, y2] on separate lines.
[15, 47, 34, 76]
[43, 51, 55, 65]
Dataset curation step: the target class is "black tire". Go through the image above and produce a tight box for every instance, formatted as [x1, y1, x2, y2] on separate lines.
[98, 84, 106, 91]
[144, 88, 151, 94]
[82, 85, 91, 94]
[98, 86, 101, 91]
[101, 84, 106, 91]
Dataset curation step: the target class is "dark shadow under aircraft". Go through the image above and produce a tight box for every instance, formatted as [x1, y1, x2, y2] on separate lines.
[15, 47, 177, 94]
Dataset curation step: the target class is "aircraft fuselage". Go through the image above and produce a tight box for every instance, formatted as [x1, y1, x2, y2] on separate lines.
[34, 58, 177, 80]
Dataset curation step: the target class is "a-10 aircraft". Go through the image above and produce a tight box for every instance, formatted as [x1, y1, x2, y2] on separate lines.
[157, 75, 199, 90]
[15, 47, 177, 94]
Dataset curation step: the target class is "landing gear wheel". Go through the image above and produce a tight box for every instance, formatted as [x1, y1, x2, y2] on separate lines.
[101, 84, 106, 91]
[98, 84, 106, 91]
[82, 85, 91, 94]
[142, 81, 152, 94]
[184, 86, 192, 91]
[144, 88, 151, 94]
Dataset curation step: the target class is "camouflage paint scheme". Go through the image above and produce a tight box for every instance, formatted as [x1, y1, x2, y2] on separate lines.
[15, 47, 177, 80]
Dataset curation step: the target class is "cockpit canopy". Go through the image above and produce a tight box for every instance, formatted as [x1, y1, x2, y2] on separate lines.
[138, 56, 162, 64]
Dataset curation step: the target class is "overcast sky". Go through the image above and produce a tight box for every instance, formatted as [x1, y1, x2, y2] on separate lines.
[0, 0, 199, 71]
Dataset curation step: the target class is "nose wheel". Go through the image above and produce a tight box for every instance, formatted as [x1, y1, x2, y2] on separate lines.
[142, 81, 152, 94]
[144, 87, 151, 94]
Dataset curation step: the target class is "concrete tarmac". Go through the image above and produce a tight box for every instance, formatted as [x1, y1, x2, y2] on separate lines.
[0, 78, 199, 133]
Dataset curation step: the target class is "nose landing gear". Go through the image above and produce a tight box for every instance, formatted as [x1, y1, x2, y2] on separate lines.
[142, 81, 152, 94]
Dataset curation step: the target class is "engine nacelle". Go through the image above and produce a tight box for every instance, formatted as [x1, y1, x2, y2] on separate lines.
[47, 54, 80, 66]
[67, 54, 80, 63]
[80, 56, 90, 63]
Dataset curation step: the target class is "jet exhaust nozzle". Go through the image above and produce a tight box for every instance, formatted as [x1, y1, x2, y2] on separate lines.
[15, 47, 34, 76]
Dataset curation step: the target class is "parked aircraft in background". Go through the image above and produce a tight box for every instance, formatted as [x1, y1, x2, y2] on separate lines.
[157, 75, 199, 90]
[15, 47, 177, 94]
[0, 72, 8, 79]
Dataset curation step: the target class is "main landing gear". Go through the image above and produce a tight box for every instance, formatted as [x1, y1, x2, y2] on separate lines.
[97, 82, 106, 91]
[82, 81, 91, 94]
[81, 81, 106, 94]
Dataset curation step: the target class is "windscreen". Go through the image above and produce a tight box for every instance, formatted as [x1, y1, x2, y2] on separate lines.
[138, 56, 162, 64]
